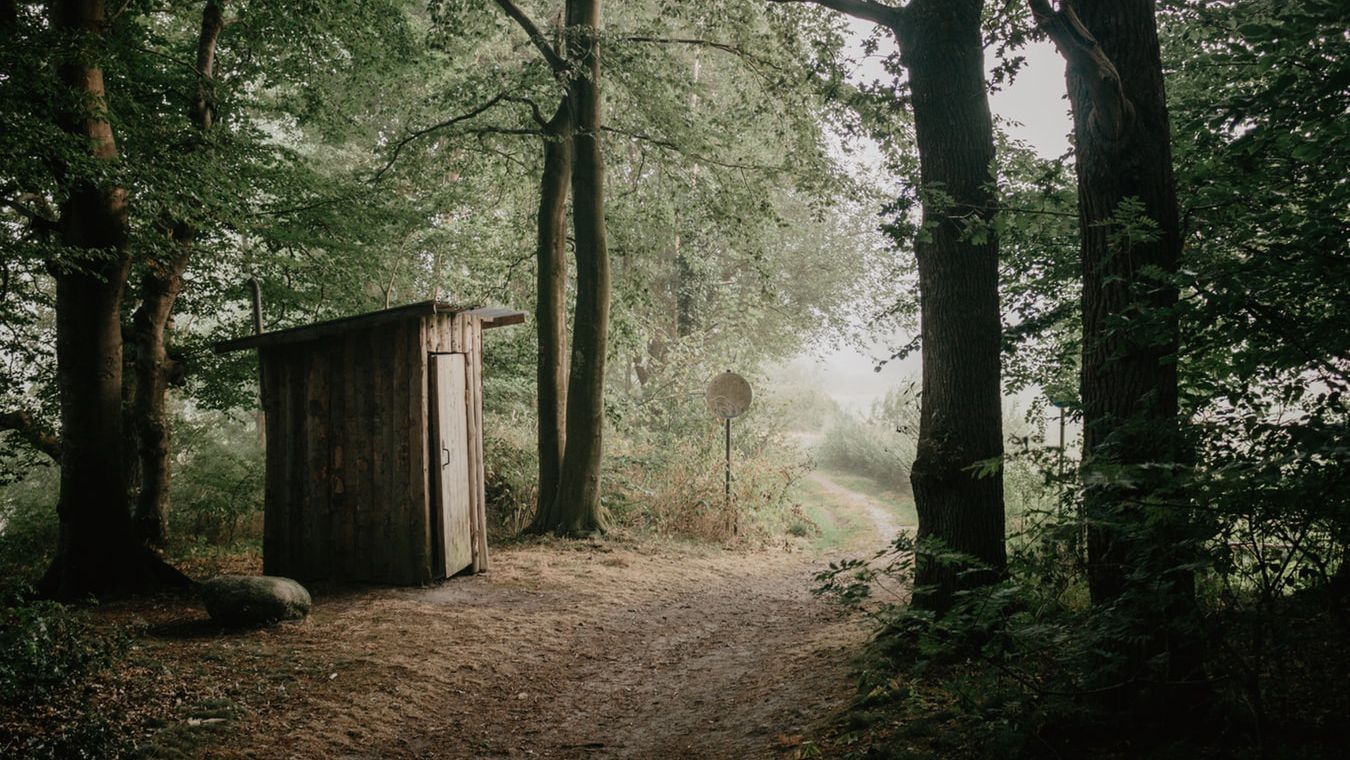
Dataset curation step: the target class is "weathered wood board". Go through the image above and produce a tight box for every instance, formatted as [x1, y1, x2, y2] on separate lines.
[430, 353, 473, 576]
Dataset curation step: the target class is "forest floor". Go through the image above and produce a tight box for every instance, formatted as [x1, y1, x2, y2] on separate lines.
[102, 468, 913, 760]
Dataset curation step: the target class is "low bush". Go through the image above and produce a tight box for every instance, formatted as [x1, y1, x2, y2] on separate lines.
[483, 420, 539, 537]
[0, 462, 59, 585]
[167, 411, 265, 547]
[483, 412, 811, 544]
[814, 440, 1350, 759]
[0, 586, 132, 759]
[816, 411, 913, 493]
[814, 383, 919, 493]
[605, 429, 810, 543]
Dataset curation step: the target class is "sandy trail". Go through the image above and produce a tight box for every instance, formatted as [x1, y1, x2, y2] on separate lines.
[135, 472, 904, 759]
[806, 471, 906, 542]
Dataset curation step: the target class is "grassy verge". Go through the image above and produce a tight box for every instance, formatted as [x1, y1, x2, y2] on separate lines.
[819, 470, 918, 526]
[798, 475, 870, 552]
[796, 466, 916, 553]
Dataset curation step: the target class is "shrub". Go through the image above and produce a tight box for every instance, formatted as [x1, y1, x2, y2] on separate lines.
[167, 410, 265, 547]
[483, 342, 815, 543]
[604, 429, 810, 543]
[0, 462, 59, 585]
[0, 586, 132, 759]
[483, 420, 539, 537]
[817, 410, 914, 493]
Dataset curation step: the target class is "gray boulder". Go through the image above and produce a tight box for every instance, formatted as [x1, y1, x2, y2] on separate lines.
[200, 575, 311, 627]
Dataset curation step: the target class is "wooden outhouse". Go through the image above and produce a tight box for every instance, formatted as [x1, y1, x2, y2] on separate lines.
[214, 301, 525, 585]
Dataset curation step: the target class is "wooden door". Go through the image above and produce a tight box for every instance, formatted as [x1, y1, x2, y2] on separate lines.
[430, 353, 473, 576]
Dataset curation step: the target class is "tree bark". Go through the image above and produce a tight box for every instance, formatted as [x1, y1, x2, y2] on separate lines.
[1034, 0, 1187, 603]
[778, 0, 1007, 610]
[895, 0, 1007, 611]
[39, 0, 190, 599]
[1032, 0, 1201, 703]
[530, 98, 573, 531]
[548, 0, 611, 535]
[130, 244, 188, 547]
[129, 0, 223, 547]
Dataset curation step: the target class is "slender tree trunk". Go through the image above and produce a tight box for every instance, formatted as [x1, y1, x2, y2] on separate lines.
[530, 98, 573, 531]
[130, 245, 188, 546]
[1032, 0, 1201, 704]
[897, 1, 1007, 610]
[129, 0, 223, 547]
[40, 0, 189, 599]
[549, 0, 611, 535]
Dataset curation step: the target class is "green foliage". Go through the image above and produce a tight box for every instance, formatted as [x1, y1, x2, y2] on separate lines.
[483, 410, 811, 544]
[483, 423, 540, 537]
[817, 412, 911, 493]
[0, 588, 132, 759]
[0, 464, 60, 584]
[814, 1, 1350, 755]
[1162, 0, 1350, 605]
[0, 591, 123, 704]
[167, 410, 265, 547]
[604, 427, 810, 543]
[994, 131, 1080, 399]
[816, 10, 1350, 754]
[816, 384, 919, 493]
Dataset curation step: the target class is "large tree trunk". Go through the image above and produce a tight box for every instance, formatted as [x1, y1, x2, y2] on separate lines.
[1036, 0, 1188, 605]
[40, 0, 189, 599]
[529, 98, 573, 532]
[1032, 0, 1201, 704]
[548, 0, 611, 535]
[896, 1, 1007, 610]
[129, 0, 224, 547]
[787, 0, 1007, 610]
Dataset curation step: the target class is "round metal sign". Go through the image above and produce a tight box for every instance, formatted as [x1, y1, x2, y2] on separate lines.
[706, 370, 752, 419]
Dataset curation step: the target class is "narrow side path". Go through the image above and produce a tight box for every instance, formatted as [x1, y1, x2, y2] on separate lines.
[806, 470, 906, 543]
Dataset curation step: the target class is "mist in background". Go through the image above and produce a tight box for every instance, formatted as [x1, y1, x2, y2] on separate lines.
[787, 34, 1077, 446]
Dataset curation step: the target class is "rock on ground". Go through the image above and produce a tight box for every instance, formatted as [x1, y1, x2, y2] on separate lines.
[200, 575, 311, 627]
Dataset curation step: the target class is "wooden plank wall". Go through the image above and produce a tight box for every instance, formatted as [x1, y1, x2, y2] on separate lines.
[259, 319, 433, 584]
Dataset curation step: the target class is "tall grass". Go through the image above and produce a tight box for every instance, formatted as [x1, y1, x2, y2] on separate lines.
[483, 411, 812, 544]
[816, 411, 914, 493]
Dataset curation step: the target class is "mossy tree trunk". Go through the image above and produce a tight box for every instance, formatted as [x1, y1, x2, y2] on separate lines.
[531, 97, 573, 531]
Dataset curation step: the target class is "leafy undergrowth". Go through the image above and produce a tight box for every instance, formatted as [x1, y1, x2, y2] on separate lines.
[0, 586, 134, 758]
[0, 545, 330, 760]
[810, 541, 1350, 759]
[485, 420, 815, 546]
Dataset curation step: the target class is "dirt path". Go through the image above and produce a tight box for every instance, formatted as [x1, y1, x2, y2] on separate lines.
[132, 474, 907, 759]
[806, 471, 906, 542]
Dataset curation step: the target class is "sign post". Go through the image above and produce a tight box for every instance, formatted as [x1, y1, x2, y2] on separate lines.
[706, 370, 753, 534]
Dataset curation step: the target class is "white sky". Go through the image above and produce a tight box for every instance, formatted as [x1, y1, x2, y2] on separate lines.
[788, 22, 1074, 439]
